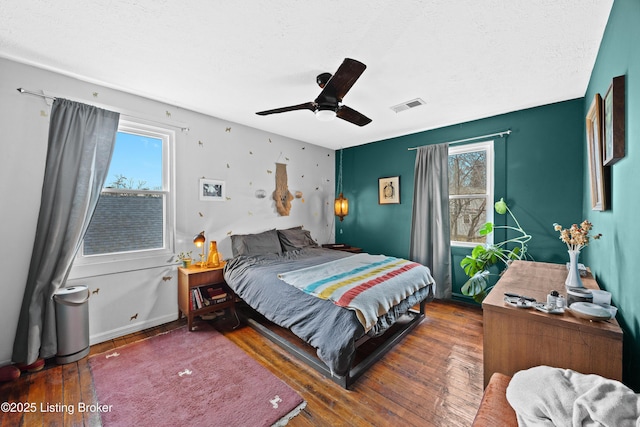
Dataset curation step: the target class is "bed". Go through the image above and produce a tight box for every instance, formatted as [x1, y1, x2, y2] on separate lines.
[223, 227, 436, 388]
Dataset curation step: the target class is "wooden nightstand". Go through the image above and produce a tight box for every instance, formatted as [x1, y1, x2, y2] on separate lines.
[177, 262, 236, 331]
[322, 243, 363, 253]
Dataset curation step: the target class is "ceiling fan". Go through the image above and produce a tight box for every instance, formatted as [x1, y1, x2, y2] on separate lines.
[256, 58, 372, 126]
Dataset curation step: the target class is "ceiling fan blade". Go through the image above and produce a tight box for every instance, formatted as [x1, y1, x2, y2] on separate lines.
[318, 58, 366, 103]
[256, 102, 315, 116]
[337, 105, 372, 127]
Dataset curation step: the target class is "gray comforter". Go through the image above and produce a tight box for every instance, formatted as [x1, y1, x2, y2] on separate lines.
[223, 247, 434, 377]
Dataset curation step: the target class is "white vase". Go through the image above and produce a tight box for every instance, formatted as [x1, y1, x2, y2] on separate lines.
[565, 250, 583, 288]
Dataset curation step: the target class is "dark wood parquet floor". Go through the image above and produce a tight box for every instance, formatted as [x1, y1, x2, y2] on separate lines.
[0, 299, 483, 427]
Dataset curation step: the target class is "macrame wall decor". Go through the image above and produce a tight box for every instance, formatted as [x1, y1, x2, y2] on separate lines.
[273, 162, 294, 216]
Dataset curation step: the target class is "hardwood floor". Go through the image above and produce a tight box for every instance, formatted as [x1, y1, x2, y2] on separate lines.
[0, 300, 483, 426]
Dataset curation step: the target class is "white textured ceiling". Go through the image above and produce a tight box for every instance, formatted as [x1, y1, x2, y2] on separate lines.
[0, 1, 613, 150]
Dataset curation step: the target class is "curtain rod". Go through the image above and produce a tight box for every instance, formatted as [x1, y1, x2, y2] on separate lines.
[16, 87, 190, 132]
[407, 129, 511, 150]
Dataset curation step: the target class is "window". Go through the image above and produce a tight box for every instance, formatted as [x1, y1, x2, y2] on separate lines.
[449, 140, 494, 246]
[76, 120, 175, 268]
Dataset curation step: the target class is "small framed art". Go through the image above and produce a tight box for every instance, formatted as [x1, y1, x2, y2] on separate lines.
[378, 176, 400, 204]
[603, 75, 625, 166]
[199, 178, 225, 201]
[586, 94, 606, 211]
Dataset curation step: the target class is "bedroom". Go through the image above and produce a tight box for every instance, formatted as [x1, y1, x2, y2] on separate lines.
[1, 0, 639, 425]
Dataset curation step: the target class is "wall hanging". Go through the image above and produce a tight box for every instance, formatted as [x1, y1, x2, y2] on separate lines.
[586, 94, 606, 211]
[199, 178, 225, 201]
[603, 74, 625, 166]
[273, 163, 293, 216]
[378, 176, 400, 204]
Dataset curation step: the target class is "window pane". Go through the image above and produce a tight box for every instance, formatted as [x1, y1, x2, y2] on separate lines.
[83, 128, 168, 257]
[449, 197, 487, 243]
[84, 193, 164, 255]
[105, 132, 163, 190]
[448, 151, 486, 195]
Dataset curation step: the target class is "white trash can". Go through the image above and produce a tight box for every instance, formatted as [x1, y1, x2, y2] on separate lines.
[54, 285, 90, 364]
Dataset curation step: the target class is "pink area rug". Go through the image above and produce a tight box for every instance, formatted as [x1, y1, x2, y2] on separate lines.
[89, 324, 305, 426]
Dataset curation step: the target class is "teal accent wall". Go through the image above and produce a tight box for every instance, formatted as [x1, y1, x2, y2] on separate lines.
[337, 99, 584, 299]
[337, 0, 640, 390]
[582, 0, 640, 391]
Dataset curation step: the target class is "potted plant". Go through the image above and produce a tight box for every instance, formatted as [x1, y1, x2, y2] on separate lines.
[177, 251, 193, 268]
[460, 198, 532, 303]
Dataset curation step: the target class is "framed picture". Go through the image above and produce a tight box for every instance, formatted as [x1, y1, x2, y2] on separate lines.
[378, 176, 400, 204]
[586, 94, 606, 211]
[199, 178, 225, 201]
[603, 75, 625, 166]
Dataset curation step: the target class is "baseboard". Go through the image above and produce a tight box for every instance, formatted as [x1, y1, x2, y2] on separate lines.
[0, 314, 179, 367]
[452, 292, 481, 305]
[89, 313, 179, 345]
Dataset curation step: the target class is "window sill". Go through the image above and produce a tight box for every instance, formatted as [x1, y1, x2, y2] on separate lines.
[68, 251, 178, 279]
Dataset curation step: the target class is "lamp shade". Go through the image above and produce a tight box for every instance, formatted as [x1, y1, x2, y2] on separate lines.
[334, 193, 349, 221]
[193, 231, 206, 247]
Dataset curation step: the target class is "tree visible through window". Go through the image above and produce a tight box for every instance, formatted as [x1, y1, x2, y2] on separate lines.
[82, 121, 173, 257]
[448, 141, 494, 245]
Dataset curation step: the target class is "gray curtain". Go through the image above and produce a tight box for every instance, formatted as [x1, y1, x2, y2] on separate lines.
[13, 99, 119, 364]
[410, 143, 452, 299]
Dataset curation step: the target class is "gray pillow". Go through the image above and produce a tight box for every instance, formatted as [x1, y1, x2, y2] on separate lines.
[277, 228, 318, 251]
[231, 229, 283, 257]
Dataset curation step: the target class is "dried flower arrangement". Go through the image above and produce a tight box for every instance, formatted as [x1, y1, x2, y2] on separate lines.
[553, 220, 602, 251]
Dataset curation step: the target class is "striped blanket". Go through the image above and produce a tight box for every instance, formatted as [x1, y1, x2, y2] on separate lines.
[277, 253, 435, 331]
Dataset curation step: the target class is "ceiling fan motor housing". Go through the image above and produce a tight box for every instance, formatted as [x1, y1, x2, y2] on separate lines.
[316, 72, 332, 88]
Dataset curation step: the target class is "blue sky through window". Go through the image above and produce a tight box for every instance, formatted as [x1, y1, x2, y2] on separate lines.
[106, 131, 163, 190]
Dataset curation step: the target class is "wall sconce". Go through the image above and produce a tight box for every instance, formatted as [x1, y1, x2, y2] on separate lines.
[334, 149, 349, 221]
[193, 231, 206, 267]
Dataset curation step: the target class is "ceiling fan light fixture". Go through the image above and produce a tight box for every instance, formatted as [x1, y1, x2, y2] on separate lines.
[315, 108, 337, 122]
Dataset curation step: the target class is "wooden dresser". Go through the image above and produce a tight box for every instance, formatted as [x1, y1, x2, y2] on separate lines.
[482, 260, 622, 387]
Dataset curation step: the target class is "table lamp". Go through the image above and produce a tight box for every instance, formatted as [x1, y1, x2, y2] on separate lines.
[193, 231, 206, 267]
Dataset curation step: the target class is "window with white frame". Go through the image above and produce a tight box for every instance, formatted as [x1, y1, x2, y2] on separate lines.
[79, 120, 174, 262]
[448, 140, 494, 246]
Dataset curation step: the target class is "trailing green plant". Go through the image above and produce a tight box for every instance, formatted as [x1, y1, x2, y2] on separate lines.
[460, 198, 532, 302]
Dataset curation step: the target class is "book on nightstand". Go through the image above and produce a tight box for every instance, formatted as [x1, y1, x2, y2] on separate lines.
[205, 286, 226, 299]
[322, 243, 350, 249]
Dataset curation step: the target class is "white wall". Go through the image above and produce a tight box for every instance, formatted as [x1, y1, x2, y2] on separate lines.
[0, 58, 335, 365]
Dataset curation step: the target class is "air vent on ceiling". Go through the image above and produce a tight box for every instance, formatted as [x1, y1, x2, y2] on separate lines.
[390, 98, 426, 113]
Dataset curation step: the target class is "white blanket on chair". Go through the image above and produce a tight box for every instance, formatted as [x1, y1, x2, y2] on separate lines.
[506, 366, 640, 426]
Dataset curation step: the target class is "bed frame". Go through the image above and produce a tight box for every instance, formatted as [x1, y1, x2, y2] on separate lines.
[239, 296, 430, 389]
